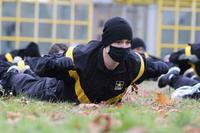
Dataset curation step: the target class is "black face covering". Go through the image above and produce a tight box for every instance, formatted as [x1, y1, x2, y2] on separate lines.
[108, 46, 130, 62]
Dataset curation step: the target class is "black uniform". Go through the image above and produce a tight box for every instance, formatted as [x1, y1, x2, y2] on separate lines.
[169, 44, 200, 75]
[33, 41, 168, 104]
[0, 55, 66, 102]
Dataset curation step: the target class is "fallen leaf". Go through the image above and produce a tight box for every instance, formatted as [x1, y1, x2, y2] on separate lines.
[89, 114, 111, 133]
[7, 112, 22, 124]
[155, 92, 171, 105]
[151, 105, 168, 117]
[7, 112, 21, 120]
[184, 125, 200, 133]
[115, 103, 123, 108]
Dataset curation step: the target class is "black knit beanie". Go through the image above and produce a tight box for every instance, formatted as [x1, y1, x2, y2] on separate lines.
[102, 17, 132, 47]
[190, 43, 200, 58]
[24, 42, 41, 57]
[131, 37, 146, 50]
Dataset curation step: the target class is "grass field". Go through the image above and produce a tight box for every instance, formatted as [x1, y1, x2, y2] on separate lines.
[0, 81, 200, 133]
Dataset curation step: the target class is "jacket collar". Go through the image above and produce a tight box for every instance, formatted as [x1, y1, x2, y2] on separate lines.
[97, 47, 126, 75]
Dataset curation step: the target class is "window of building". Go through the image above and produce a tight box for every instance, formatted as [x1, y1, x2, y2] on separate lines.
[2, 21, 16, 36]
[20, 22, 34, 37]
[1, 41, 15, 54]
[75, 4, 89, 21]
[157, 0, 199, 58]
[161, 30, 174, 44]
[195, 31, 200, 42]
[57, 5, 71, 20]
[56, 24, 70, 39]
[161, 48, 173, 58]
[196, 12, 200, 26]
[162, 10, 175, 25]
[38, 42, 52, 55]
[39, 3, 53, 19]
[178, 30, 191, 44]
[2, 2, 16, 17]
[0, 0, 92, 54]
[179, 11, 191, 26]
[21, 3, 35, 18]
[74, 25, 88, 40]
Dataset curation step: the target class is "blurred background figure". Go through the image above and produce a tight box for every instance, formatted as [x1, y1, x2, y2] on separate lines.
[131, 37, 162, 63]
[131, 37, 146, 54]
[168, 43, 200, 78]
[0, 42, 41, 63]
[48, 43, 68, 55]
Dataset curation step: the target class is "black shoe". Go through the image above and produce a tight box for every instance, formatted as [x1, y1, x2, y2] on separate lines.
[158, 66, 180, 88]
[186, 83, 200, 100]
[0, 84, 4, 97]
[0, 80, 13, 97]
[171, 83, 200, 100]
[184, 92, 200, 100]
[0, 66, 18, 97]
[0, 60, 11, 79]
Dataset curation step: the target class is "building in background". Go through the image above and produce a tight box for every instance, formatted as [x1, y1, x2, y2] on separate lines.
[93, 0, 148, 41]
[93, 0, 200, 57]
[0, 0, 200, 57]
[0, 0, 92, 54]
[156, 0, 200, 57]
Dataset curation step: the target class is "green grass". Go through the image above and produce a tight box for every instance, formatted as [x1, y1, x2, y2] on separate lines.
[1, 81, 200, 133]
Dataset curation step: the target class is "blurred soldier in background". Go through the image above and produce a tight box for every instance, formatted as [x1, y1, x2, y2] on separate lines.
[0, 43, 68, 99]
[158, 66, 200, 100]
[169, 43, 200, 76]
[131, 37, 164, 62]
[0, 42, 41, 63]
